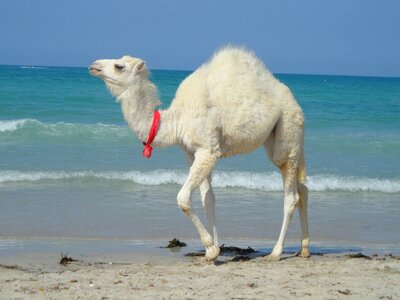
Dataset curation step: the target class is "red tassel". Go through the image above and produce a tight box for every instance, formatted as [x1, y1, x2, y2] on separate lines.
[142, 144, 153, 158]
[142, 111, 160, 158]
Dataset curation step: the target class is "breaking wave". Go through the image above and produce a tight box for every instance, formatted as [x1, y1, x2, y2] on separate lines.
[0, 170, 398, 193]
[0, 119, 33, 132]
[0, 119, 129, 140]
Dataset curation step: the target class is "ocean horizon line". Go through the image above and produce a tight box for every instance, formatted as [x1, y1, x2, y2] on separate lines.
[1, 63, 400, 79]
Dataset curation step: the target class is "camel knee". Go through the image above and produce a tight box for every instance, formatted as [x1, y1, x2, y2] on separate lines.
[287, 192, 300, 208]
[177, 188, 192, 213]
[284, 192, 300, 217]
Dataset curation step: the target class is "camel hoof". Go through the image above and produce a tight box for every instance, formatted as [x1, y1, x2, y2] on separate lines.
[205, 245, 220, 261]
[301, 250, 311, 258]
[266, 254, 281, 261]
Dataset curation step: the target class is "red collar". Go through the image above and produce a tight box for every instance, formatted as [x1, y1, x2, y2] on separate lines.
[142, 110, 160, 158]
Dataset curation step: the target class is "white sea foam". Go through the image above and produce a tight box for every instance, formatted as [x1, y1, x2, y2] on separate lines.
[0, 170, 399, 194]
[0, 119, 34, 132]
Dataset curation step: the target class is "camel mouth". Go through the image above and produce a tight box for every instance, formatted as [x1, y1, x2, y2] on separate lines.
[89, 65, 102, 76]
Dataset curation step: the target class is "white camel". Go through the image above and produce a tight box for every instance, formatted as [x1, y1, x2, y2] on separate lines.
[89, 46, 310, 261]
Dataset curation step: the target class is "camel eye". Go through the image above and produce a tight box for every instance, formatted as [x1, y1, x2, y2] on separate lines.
[114, 64, 125, 71]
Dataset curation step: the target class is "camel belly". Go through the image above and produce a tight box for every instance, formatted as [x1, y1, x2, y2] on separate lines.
[220, 142, 263, 158]
[217, 105, 280, 158]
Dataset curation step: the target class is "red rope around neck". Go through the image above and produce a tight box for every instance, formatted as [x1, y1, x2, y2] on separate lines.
[142, 111, 160, 158]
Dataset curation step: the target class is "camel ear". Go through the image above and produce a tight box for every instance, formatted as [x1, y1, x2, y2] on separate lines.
[134, 61, 146, 73]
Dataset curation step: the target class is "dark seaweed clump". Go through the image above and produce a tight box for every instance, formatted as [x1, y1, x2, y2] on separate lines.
[59, 253, 78, 265]
[220, 244, 256, 255]
[166, 238, 187, 248]
[231, 255, 252, 262]
[345, 253, 371, 260]
[185, 244, 257, 258]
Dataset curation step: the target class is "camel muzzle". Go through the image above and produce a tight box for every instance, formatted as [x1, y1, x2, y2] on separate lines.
[89, 63, 102, 76]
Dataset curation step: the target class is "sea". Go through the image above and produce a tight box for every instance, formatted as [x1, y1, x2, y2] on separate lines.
[0, 65, 399, 258]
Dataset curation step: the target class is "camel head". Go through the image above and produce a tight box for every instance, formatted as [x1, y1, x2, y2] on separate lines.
[89, 55, 148, 97]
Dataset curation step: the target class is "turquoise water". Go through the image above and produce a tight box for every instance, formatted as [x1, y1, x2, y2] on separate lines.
[0, 65, 399, 250]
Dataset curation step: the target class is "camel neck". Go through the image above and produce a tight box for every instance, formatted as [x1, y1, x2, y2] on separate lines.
[117, 81, 179, 148]
[119, 90, 154, 142]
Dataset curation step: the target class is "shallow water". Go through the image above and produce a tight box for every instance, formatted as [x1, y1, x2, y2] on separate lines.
[0, 181, 398, 249]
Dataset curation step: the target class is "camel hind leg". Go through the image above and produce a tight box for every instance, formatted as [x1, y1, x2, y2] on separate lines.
[268, 159, 300, 260]
[298, 181, 310, 257]
[264, 110, 309, 260]
[297, 150, 310, 257]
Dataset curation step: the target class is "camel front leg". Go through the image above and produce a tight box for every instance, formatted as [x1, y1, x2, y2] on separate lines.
[182, 150, 219, 247]
[177, 149, 220, 261]
[199, 178, 218, 247]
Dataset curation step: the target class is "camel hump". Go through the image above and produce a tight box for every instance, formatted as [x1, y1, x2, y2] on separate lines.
[203, 46, 281, 102]
[207, 46, 273, 78]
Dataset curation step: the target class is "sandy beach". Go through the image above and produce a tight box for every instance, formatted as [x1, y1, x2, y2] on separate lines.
[1, 251, 399, 299]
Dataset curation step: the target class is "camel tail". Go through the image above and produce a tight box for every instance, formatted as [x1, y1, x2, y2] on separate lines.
[297, 148, 307, 185]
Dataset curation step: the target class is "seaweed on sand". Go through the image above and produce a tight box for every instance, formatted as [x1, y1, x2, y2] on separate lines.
[220, 244, 256, 255]
[185, 244, 257, 258]
[231, 255, 252, 262]
[345, 253, 371, 260]
[184, 251, 205, 257]
[166, 238, 187, 248]
[59, 252, 78, 266]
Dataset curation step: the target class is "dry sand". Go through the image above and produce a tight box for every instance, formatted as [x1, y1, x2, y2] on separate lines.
[0, 253, 399, 299]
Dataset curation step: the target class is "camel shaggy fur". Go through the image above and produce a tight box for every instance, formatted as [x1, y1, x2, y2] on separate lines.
[89, 46, 310, 261]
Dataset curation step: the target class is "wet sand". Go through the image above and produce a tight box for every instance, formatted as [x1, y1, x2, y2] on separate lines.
[0, 243, 399, 299]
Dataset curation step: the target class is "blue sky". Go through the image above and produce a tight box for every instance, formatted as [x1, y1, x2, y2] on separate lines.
[1, 0, 399, 76]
